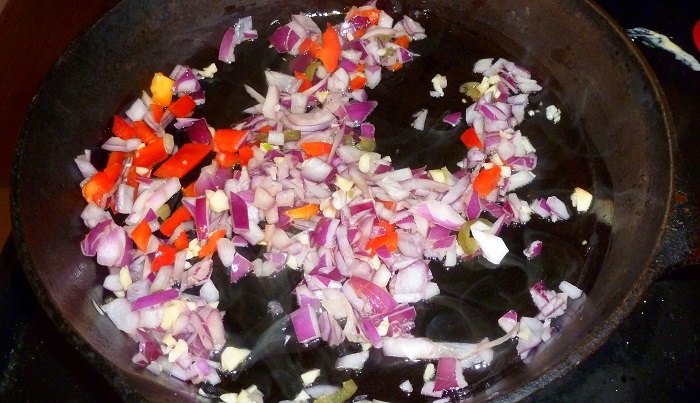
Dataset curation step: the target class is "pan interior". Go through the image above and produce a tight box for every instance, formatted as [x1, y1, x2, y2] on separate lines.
[12, 0, 671, 401]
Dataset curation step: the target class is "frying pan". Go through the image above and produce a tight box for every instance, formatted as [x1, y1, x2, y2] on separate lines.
[10, 0, 692, 401]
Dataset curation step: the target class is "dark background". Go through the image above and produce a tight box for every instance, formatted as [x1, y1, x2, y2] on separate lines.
[1, 0, 699, 401]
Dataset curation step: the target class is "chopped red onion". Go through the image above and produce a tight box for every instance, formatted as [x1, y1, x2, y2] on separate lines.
[523, 240, 542, 259]
[411, 199, 466, 231]
[269, 24, 302, 54]
[411, 108, 428, 130]
[301, 157, 333, 183]
[546, 196, 571, 221]
[131, 288, 179, 311]
[559, 280, 583, 299]
[348, 276, 398, 314]
[498, 310, 519, 333]
[229, 192, 250, 231]
[230, 253, 253, 283]
[291, 304, 321, 344]
[102, 137, 142, 152]
[102, 298, 139, 335]
[77, 4, 584, 392]
[125, 98, 149, 121]
[172, 68, 200, 93]
[335, 350, 370, 370]
[433, 357, 467, 393]
[74, 150, 98, 179]
[470, 220, 508, 264]
[442, 111, 462, 126]
[343, 101, 377, 125]
[219, 17, 257, 63]
[186, 118, 212, 143]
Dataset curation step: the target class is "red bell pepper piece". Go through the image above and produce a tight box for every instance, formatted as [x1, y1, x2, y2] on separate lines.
[102, 152, 124, 182]
[133, 137, 167, 169]
[153, 143, 212, 179]
[102, 162, 123, 182]
[213, 129, 248, 153]
[460, 127, 483, 150]
[215, 150, 239, 169]
[112, 115, 137, 140]
[238, 145, 255, 166]
[366, 231, 399, 253]
[473, 165, 502, 197]
[299, 38, 322, 57]
[347, 7, 381, 26]
[167, 94, 196, 118]
[374, 219, 395, 236]
[294, 71, 313, 92]
[159, 205, 192, 237]
[151, 244, 177, 272]
[132, 121, 159, 144]
[132, 220, 152, 252]
[151, 103, 164, 123]
[81, 171, 116, 206]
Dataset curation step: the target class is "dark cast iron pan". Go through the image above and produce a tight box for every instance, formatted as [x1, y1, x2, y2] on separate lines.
[10, 0, 697, 401]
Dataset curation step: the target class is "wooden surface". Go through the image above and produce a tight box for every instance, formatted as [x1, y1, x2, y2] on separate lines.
[0, 0, 116, 186]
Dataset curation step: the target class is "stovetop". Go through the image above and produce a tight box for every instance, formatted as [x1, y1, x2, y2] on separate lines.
[2, 0, 699, 401]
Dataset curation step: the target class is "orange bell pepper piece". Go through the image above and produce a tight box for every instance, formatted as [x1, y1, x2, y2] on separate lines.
[394, 35, 410, 49]
[375, 199, 396, 211]
[198, 229, 226, 258]
[301, 141, 333, 157]
[150, 72, 174, 107]
[173, 231, 190, 251]
[349, 75, 367, 91]
[286, 204, 320, 220]
[387, 62, 403, 71]
[316, 23, 341, 73]
[182, 181, 197, 197]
